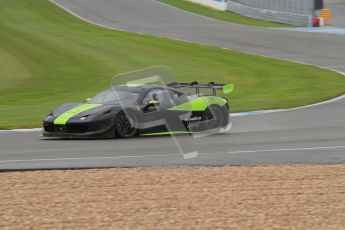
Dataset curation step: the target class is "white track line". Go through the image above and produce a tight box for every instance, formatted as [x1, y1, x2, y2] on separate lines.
[0, 153, 181, 163]
[278, 27, 345, 35]
[49, 0, 146, 34]
[226, 145, 345, 154]
[0, 128, 42, 133]
[1, 145, 344, 164]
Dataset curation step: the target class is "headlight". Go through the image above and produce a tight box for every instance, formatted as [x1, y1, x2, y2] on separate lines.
[79, 108, 112, 120]
[45, 112, 53, 119]
[80, 115, 89, 120]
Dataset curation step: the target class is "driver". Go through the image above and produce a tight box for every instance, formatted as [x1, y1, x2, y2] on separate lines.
[152, 92, 159, 101]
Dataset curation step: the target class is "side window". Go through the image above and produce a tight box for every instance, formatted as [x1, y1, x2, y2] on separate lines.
[143, 89, 180, 105]
[169, 90, 180, 100]
[143, 90, 161, 105]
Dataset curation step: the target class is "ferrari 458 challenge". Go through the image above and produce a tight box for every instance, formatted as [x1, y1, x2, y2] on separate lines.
[43, 81, 234, 138]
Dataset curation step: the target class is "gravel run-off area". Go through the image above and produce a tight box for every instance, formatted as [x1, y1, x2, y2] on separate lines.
[1, 164, 345, 229]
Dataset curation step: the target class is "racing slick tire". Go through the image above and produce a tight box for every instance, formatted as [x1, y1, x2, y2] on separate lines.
[115, 110, 138, 138]
[204, 105, 229, 130]
[187, 105, 229, 133]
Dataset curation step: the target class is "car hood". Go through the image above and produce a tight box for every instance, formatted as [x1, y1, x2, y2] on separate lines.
[51, 103, 128, 125]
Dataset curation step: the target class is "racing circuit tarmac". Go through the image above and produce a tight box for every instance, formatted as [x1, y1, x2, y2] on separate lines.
[1, 0, 345, 170]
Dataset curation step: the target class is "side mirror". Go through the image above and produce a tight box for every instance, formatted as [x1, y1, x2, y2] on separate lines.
[85, 98, 91, 102]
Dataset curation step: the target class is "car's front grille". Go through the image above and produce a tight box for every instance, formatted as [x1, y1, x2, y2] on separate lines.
[43, 123, 55, 132]
[66, 124, 88, 133]
[55, 125, 67, 133]
[44, 123, 88, 133]
[44, 119, 112, 134]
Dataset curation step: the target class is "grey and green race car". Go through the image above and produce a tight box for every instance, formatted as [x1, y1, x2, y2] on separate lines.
[43, 82, 234, 138]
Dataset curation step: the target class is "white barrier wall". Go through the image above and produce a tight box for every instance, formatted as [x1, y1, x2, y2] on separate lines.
[230, 0, 314, 15]
[187, 0, 228, 11]
[325, 0, 345, 2]
[228, 1, 312, 26]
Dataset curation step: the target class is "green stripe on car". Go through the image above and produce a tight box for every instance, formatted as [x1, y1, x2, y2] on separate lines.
[168, 96, 227, 111]
[54, 104, 101, 125]
[141, 131, 192, 136]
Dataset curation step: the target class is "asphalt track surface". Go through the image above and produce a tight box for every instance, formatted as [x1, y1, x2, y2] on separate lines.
[1, 0, 345, 170]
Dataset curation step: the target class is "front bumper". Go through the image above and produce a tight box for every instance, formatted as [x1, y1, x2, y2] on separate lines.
[42, 119, 115, 138]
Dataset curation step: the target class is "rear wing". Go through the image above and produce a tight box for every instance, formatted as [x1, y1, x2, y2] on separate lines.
[167, 81, 234, 96]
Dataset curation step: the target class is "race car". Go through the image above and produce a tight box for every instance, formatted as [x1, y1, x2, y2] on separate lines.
[43, 81, 234, 138]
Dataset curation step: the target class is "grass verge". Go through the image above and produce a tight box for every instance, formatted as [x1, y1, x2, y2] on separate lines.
[0, 0, 344, 129]
[158, 0, 294, 27]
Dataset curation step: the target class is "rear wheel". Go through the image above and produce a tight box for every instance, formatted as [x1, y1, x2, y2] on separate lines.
[115, 111, 138, 138]
[204, 105, 229, 130]
[187, 105, 229, 133]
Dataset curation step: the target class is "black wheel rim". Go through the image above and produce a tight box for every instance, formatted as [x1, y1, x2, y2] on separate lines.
[204, 107, 223, 129]
[116, 112, 136, 137]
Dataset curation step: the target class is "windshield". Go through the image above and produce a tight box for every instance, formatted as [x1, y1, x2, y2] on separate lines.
[88, 89, 139, 105]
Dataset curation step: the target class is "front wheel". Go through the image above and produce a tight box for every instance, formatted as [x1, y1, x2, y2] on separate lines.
[115, 111, 138, 138]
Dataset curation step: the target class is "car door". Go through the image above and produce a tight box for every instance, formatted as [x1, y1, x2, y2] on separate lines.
[140, 88, 188, 131]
